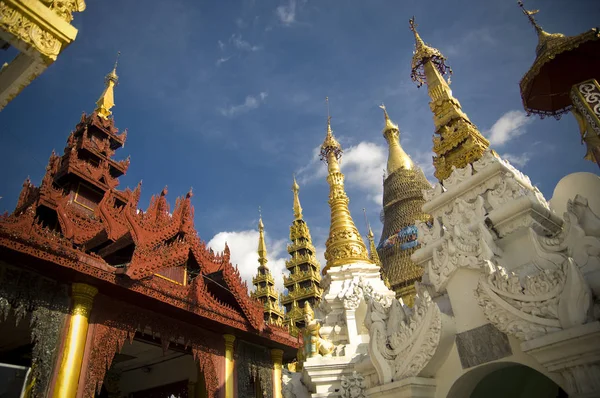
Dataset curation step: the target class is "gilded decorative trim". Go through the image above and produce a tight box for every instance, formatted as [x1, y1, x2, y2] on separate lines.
[0, 1, 62, 60]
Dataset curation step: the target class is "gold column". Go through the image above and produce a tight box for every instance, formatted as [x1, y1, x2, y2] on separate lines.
[271, 349, 284, 398]
[53, 283, 98, 398]
[223, 334, 236, 398]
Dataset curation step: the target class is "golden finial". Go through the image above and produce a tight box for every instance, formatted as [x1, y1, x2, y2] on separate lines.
[517, 1, 542, 34]
[379, 104, 414, 173]
[292, 174, 303, 219]
[258, 207, 268, 266]
[95, 52, 120, 119]
[320, 97, 343, 165]
[409, 17, 451, 88]
[379, 104, 399, 132]
[516, 1, 565, 57]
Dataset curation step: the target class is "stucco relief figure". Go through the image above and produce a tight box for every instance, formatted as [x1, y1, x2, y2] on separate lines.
[302, 302, 334, 358]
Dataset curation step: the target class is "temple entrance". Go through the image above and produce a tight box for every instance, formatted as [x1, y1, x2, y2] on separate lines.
[96, 335, 207, 398]
[447, 363, 567, 398]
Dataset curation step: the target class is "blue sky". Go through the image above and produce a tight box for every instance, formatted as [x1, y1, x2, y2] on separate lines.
[1, 0, 598, 291]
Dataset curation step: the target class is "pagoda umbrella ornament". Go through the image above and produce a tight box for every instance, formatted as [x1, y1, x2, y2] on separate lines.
[518, 1, 600, 167]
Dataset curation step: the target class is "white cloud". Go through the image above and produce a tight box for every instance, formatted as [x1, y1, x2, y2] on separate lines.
[485, 110, 533, 146]
[207, 229, 288, 293]
[341, 142, 387, 204]
[230, 34, 261, 52]
[219, 92, 268, 117]
[235, 18, 246, 28]
[215, 56, 231, 67]
[276, 0, 296, 25]
[501, 152, 531, 168]
[298, 140, 435, 203]
[217, 40, 225, 51]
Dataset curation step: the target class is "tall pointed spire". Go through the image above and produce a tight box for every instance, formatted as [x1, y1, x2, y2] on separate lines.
[292, 175, 303, 219]
[251, 210, 284, 325]
[257, 208, 267, 267]
[377, 104, 432, 306]
[363, 209, 381, 267]
[320, 98, 371, 272]
[95, 52, 120, 119]
[379, 104, 414, 174]
[409, 17, 489, 182]
[282, 176, 322, 335]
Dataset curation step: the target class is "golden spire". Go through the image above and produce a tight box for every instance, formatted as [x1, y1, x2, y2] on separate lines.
[95, 52, 120, 119]
[320, 98, 371, 273]
[292, 175, 303, 219]
[409, 17, 489, 182]
[257, 207, 268, 267]
[379, 104, 414, 174]
[363, 209, 381, 267]
[517, 1, 566, 57]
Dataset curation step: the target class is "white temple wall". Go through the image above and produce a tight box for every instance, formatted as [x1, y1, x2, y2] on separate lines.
[445, 268, 488, 333]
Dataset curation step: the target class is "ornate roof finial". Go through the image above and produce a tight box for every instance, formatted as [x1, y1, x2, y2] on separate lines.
[292, 174, 303, 219]
[516, 1, 566, 57]
[409, 17, 452, 88]
[379, 104, 399, 132]
[258, 207, 267, 267]
[95, 51, 121, 119]
[320, 97, 342, 165]
[517, 1, 542, 34]
[408, 18, 489, 181]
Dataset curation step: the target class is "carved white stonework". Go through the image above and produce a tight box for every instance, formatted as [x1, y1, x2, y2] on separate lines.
[316, 262, 395, 354]
[340, 371, 367, 398]
[412, 149, 562, 294]
[302, 261, 396, 396]
[363, 283, 455, 384]
[282, 369, 311, 398]
[415, 195, 501, 292]
[476, 258, 592, 341]
[534, 195, 600, 295]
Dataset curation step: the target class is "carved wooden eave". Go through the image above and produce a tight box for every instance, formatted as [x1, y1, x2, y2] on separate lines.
[0, 187, 298, 348]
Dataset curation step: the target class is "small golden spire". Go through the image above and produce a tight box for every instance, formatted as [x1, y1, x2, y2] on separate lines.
[363, 208, 381, 267]
[408, 18, 489, 182]
[517, 1, 566, 57]
[517, 1, 542, 34]
[321, 98, 343, 165]
[258, 207, 268, 267]
[320, 99, 371, 272]
[292, 174, 303, 219]
[379, 104, 414, 173]
[95, 52, 120, 119]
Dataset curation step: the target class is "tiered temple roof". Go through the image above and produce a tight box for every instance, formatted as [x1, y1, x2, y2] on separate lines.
[0, 63, 298, 396]
[376, 106, 431, 306]
[251, 214, 285, 325]
[281, 177, 322, 336]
